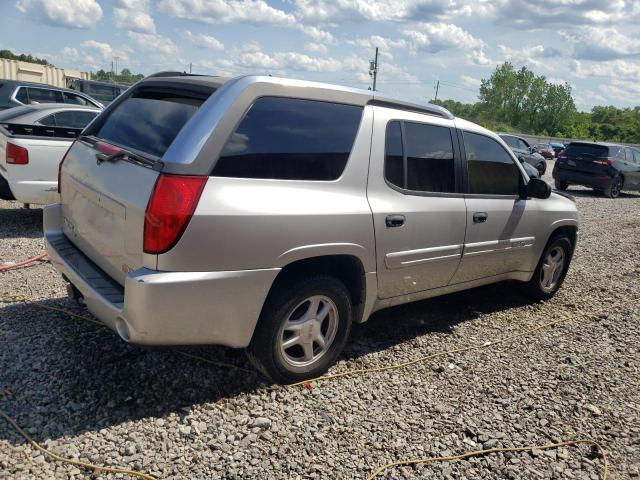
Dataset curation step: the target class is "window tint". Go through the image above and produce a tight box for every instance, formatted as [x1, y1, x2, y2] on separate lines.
[518, 139, 530, 150]
[38, 114, 57, 126]
[95, 88, 207, 158]
[0, 105, 34, 121]
[213, 97, 363, 180]
[53, 110, 98, 129]
[405, 122, 455, 192]
[63, 92, 90, 106]
[500, 136, 516, 148]
[86, 84, 118, 102]
[464, 132, 521, 196]
[27, 88, 63, 104]
[15, 87, 28, 104]
[563, 143, 609, 158]
[385, 121, 404, 188]
[633, 149, 640, 164]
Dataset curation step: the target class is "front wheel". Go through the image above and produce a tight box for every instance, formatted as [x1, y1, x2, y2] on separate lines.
[521, 235, 573, 301]
[246, 275, 352, 384]
[537, 162, 546, 176]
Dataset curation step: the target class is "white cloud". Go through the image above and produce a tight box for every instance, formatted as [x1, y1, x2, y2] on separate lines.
[158, 0, 295, 25]
[113, 0, 156, 34]
[497, 44, 563, 67]
[184, 30, 224, 50]
[405, 23, 485, 53]
[599, 78, 640, 104]
[304, 43, 328, 54]
[561, 27, 640, 61]
[296, 25, 335, 43]
[45, 40, 130, 71]
[16, 0, 103, 29]
[128, 32, 179, 56]
[348, 35, 408, 55]
[460, 74, 481, 88]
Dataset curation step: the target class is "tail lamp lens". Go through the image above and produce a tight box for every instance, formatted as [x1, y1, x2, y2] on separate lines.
[143, 174, 207, 254]
[6, 143, 29, 165]
[593, 158, 614, 166]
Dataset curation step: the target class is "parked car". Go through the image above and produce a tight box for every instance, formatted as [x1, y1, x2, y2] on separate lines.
[553, 141, 640, 198]
[45, 74, 578, 383]
[498, 134, 547, 175]
[533, 143, 555, 159]
[0, 104, 100, 205]
[67, 79, 128, 105]
[0, 80, 103, 111]
[550, 142, 565, 156]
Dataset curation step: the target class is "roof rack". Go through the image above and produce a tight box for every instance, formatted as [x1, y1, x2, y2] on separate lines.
[368, 98, 454, 120]
[144, 71, 209, 79]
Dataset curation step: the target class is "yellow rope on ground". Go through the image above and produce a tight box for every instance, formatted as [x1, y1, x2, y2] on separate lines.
[0, 293, 611, 479]
[365, 439, 608, 480]
[0, 410, 157, 480]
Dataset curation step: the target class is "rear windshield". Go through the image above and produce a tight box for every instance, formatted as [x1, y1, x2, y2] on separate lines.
[94, 87, 210, 158]
[0, 106, 35, 122]
[563, 143, 610, 158]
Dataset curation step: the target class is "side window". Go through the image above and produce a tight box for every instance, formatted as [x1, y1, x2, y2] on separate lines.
[404, 122, 455, 192]
[62, 92, 90, 106]
[15, 87, 28, 104]
[54, 111, 98, 129]
[463, 132, 521, 196]
[633, 149, 640, 164]
[38, 114, 57, 126]
[26, 88, 63, 104]
[384, 121, 403, 188]
[213, 97, 363, 180]
[518, 139, 530, 150]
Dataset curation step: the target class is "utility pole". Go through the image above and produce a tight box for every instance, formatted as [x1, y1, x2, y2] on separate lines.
[434, 80, 440, 102]
[114, 56, 119, 80]
[189, 62, 192, 74]
[369, 47, 379, 91]
[111, 61, 114, 83]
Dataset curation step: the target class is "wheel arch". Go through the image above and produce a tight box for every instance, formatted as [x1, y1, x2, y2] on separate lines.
[265, 254, 370, 325]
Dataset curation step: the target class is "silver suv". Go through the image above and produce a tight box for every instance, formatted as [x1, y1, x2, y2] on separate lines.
[45, 74, 579, 383]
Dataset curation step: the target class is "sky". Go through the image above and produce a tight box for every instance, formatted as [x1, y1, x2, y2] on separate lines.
[2, 0, 640, 111]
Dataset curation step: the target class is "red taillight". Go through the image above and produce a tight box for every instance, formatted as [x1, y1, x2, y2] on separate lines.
[143, 174, 207, 254]
[95, 141, 121, 156]
[6, 143, 28, 164]
[57, 143, 74, 194]
[593, 158, 614, 166]
[558, 153, 567, 159]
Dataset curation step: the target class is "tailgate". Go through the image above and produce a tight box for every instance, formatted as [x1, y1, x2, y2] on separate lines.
[60, 140, 158, 285]
[559, 143, 612, 174]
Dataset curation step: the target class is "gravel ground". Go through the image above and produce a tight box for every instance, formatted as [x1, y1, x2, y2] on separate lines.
[1, 164, 639, 479]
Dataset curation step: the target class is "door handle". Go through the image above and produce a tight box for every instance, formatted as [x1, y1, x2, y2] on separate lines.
[473, 212, 488, 223]
[385, 214, 406, 228]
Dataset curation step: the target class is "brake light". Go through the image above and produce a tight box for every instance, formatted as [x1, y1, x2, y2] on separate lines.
[6, 143, 28, 164]
[57, 143, 74, 194]
[558, 153, 567, 159]
[143, 174, 207, 254]
[593, 158, 614, 166]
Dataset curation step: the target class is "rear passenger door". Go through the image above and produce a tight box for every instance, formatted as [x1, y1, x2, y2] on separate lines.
[367, 107, 467, 299]
[451, 131, 539, 284]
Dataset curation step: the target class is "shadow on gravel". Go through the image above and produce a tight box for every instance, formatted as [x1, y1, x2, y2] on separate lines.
[0, 202, 43, 239]
[0, 282, 533, 444]
[560, 188, 640, 199]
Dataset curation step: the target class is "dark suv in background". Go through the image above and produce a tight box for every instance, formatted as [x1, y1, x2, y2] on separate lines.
[0, 80, 103, 111]
[553, 142, 640, 198]
[67, 79, 128, 105]
[499, 134, 547, 175]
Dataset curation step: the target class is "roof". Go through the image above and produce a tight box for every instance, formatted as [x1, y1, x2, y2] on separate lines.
[0, 79, 85, 95]
[14, 103, 100, 112]
[141, 72, 454, 120]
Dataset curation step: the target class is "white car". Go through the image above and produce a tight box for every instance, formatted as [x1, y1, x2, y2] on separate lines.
[0, 104, 100, 205]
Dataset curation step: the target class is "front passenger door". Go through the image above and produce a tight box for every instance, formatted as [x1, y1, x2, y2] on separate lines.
[451, 131, 540, 284]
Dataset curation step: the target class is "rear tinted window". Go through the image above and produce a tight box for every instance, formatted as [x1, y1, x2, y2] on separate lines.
[0, 105, 35, 121]
[27, 88, 63, 104]
[94, 88, 207, 158]
[213, 97, 363, 180]
[563, 143, 609, 158]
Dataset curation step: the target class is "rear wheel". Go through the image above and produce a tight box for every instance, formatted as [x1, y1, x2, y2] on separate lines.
[603, 175, 623, 198]
[246, 275, 352, 384]
[521, 235, 573, 301]
[555, 179, 568, 191]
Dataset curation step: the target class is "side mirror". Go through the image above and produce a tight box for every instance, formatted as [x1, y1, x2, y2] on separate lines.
[523, 178, 551, 199]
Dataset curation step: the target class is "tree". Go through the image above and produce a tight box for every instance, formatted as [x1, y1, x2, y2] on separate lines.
[0, 49, 52, 66]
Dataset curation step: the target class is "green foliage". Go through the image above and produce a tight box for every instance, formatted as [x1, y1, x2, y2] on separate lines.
[0, 49, 52, 66]
[91, 68, 144, 85]
[432, 62, 639, 144]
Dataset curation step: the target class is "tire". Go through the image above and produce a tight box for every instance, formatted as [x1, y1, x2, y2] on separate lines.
[555, 179, 568, 191]
[520, 235, 573, 301]
[537, 162, 546, 176]
[246, 275, 352, 384]
[603, 175, 623, 198]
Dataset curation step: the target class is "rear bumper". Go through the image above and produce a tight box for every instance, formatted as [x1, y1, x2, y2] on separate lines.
[553, 167, 612, 189]
[6, 178, 57, 204]
[44, 203, 280, 348]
